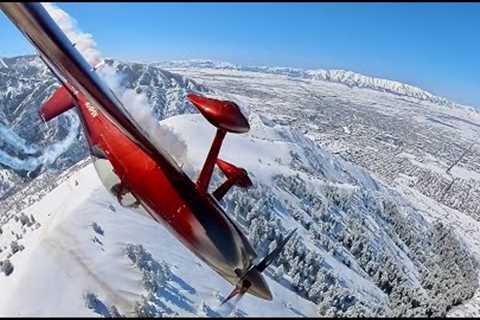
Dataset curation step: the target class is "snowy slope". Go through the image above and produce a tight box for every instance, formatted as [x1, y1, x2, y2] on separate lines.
[0, 58, 7, 69]
[0, 163, 316, 317]
[394, 183, 480, 317]
[162, 64, 480, 223]
[0, 115, 297, 316]
[0, 169, 18, 196]
[0, 115, 324, 317]
[0, 113, 476, 317]
[0, 55, 209, 199]
[163, 114, 478, 316]
[0, 52, 478, 316]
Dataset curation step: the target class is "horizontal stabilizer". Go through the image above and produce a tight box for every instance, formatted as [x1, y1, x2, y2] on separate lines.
[213, 159, 252, 201]
[39, 85, 76, 122]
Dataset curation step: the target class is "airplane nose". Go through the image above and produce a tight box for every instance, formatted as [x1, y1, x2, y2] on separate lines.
[244, 269, 273, 300]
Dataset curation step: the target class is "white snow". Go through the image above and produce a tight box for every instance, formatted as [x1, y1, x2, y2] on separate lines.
[1, 55, 479, 316]
[0, 115, 321, 317]
[0, 164, 317, 317]
[395, 183, 480, 317]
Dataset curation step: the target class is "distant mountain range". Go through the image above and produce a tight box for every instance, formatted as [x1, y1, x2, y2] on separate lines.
[154, 59, 477, 110]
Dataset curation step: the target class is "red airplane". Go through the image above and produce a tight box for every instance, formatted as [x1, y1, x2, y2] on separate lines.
[0, 3, 295, 304]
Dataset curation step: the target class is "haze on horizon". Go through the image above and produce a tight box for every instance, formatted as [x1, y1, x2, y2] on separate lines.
[0, 3, 479, 108]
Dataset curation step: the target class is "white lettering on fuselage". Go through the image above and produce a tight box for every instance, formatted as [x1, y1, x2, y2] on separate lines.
[85, 101, 98, 118]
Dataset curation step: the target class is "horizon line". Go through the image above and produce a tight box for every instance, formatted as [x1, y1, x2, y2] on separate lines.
[1, 53, 478, 110]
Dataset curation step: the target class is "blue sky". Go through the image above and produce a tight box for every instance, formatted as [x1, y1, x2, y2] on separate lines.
[1, 3, 479, 107]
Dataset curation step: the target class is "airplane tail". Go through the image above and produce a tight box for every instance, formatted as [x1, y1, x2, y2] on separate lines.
[221, 228, 297, 305]
[39, 85, 76, 122]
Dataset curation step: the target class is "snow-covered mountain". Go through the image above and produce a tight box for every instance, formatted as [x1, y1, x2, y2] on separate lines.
[154, 59, 477, 110]
[1, 55, 479, 317]
[0, 112, 477, 317]
[163, 62, 480, 223]
[0, 55, 209, 199]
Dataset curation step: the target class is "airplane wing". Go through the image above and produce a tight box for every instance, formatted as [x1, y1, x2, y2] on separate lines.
[0, 3, 178, 171]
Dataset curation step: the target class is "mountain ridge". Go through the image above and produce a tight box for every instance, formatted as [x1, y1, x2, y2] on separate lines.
[2, 55, 476, 111]
[153, 58, 478, 111]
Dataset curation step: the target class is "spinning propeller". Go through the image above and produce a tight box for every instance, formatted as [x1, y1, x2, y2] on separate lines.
[221, 228, 297, 305]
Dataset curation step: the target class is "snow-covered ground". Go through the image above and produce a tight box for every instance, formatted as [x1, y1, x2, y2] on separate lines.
[0, 150, 317, 317]
[1, 54, 479, 316]
[160, 67, 480, 318]
[395, 184, 480, 317]
[0, 113, 330, 317]
[0, 111, 477, 317]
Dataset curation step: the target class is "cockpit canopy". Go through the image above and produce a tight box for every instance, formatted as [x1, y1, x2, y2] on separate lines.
[91, 144, 139, 208]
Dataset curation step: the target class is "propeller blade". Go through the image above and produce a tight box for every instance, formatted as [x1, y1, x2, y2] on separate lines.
[220, 280, 251, 306]
[220, 228, 296, 305]
[221, 286, 241, 306]
[256, 228, 296, 272]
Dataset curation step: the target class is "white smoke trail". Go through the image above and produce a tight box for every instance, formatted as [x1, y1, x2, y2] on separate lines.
[43, 3, 190, 170]
[0, 112, 80, 171]
[42, 3, 102, 66]
[0, 124, 39, 154]
[0, 3, 190, 174]
[98, 65, 192, 172]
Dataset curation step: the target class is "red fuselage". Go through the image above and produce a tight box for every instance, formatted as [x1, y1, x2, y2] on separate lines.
[71, 92, 271, 300]
[0, 2, 272, 302]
